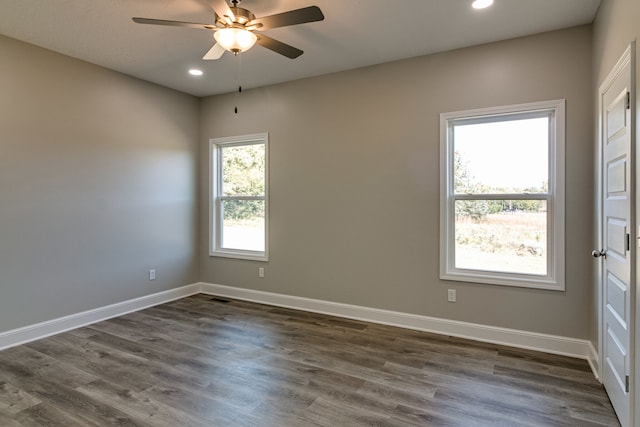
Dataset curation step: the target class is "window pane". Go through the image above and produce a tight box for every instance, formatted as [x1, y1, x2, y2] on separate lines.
[454, 117, 549, 194]
[222, 200, 265, 251]
[222, 144, 265, 196]
[454, 200, 547, 275]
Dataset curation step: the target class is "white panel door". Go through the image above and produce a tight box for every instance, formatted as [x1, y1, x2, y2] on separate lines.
[598, 52, 633, 427]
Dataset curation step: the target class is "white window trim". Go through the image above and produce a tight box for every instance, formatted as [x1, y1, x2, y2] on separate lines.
[439, 100, 565, 290]
[209, 133, 269, 262]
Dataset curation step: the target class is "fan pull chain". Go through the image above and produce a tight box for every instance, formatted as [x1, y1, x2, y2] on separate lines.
[234, 52, 243, 114]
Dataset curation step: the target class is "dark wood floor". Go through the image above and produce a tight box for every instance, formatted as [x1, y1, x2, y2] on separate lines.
[0, 294, 619, 426]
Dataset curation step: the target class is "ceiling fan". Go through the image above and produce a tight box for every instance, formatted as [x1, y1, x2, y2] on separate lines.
[132, 0, 324, 60]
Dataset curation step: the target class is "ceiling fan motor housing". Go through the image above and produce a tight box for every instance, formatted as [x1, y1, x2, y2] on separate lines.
[216, 7, 255, 27]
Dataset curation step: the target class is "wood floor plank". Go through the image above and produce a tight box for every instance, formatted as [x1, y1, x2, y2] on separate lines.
[497, 345, 593, 372]
[51, 333, 213, 391]
[0, 411, 23, 427]
[0, 364, 140, 426]
[430, 388, 575, 427]
[493, 364, 612, 397]
[0, 380, 41, 415]
[494, 352, 600, 384]
[13, 402, 93, 427]
[24, 336, 154, 393]
[303, 396, 398, 427]
[0, 295, 620, 426]
[76, 379, 209, 427]
[391, 403, 485, 427]
[356, 380, 436, 412]
[0, 345, 98, 389]
[382, 359, 576, 416]
[140, 382, 260, 424]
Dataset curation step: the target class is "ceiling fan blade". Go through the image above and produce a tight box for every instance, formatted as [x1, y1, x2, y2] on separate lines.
[203, 43, 226, 60]
[205, 0, 235, 23]
[132, 17, 215, 30]
[255, 34, 303, 59]
[249, 6, 324, 30]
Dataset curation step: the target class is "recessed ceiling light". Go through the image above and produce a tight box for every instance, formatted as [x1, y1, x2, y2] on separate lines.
[188, 69, 203, 76]
[472, 0, 494, 9]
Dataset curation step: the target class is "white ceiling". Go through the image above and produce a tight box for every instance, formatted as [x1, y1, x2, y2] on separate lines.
[0, 0, 601, 97]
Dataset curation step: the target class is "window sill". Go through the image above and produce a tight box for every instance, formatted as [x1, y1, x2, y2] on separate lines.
[441, 270, 564, 291]
[209, 250, 268, 262]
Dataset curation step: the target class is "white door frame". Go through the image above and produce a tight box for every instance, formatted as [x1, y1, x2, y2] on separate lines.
[596, 42, 636, 426]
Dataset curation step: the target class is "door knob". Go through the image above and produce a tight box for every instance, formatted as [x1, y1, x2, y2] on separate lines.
[592, 249, 606, 258]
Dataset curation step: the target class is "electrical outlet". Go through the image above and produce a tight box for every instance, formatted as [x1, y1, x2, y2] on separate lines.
[149, 269, 156, 281]
[447, 289, 456, 303]
[258, 267, 264, 278]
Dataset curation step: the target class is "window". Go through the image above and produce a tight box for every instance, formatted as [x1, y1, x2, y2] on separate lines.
[210, 133, 268, 261]
[440, 100, 565, 290]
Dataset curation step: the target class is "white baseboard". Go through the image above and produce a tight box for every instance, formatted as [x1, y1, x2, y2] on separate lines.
[0, 281, 600, 381]
[200, 283, 597, 368]
[0, 283, 201, 351]
[588, 341, 601, 382]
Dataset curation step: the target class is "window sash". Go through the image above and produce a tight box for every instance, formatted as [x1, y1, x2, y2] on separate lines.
[448, 109, 553, 127]
[440, 100, 565, 290]
[451, 194, 550, 200]
[210, 133, 268, 261]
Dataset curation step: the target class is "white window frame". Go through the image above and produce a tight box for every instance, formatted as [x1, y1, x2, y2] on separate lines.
[210, 133, 269, 261]
[439, 100, 565, 290]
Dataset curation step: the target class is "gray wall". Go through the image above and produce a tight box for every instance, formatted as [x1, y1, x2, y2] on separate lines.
[593, 0, 640, 84]
[200, 26, 593, 339]
[0, 35, 199, 332]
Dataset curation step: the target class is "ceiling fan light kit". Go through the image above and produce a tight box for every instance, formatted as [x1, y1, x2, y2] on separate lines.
[132, 0, 324, 59]
[472, 0, 494, 10]
[214, 27, 257, 53]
